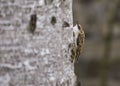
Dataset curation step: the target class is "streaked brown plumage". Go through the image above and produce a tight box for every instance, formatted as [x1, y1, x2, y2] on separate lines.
[72, 24, 85, 63]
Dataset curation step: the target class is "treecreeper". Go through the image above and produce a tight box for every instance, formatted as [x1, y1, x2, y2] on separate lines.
[69, 24, 85, 63]
[68, 24, 85, 86]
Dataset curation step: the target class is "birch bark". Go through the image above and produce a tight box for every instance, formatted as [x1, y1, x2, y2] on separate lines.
[0, 0, 75, 86]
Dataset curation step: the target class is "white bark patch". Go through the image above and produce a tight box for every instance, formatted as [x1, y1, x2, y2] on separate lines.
[40, 48, 50, 56]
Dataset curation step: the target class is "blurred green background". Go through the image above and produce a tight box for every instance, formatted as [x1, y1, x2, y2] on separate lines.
[73, 0, 120, 86]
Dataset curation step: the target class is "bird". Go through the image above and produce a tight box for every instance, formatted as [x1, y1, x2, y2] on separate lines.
[71, 24, 85, 63]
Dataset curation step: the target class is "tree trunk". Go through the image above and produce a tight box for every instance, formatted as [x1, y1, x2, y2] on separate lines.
[0, 0, 75, 86]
